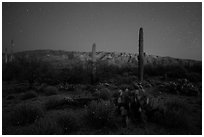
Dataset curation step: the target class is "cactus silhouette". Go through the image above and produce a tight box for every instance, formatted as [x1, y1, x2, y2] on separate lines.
[4, 48, 8, 64]
[138, 27, 144, 82]
[10, 40, 14, 62]
[91, 43, 96, 84]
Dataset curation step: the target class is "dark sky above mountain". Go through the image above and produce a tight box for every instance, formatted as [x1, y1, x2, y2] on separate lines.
[2, 2, 202, 60]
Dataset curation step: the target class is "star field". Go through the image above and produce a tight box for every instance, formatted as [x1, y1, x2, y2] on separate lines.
[2, 2, 202, 60]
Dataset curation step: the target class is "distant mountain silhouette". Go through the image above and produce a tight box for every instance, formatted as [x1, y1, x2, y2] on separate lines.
[4, 49, 201, 69]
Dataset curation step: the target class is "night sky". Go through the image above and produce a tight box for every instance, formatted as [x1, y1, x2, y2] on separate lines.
[2, 2, 202, 60]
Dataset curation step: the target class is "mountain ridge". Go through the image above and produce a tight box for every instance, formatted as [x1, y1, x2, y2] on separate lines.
[3, 49, 201, 69]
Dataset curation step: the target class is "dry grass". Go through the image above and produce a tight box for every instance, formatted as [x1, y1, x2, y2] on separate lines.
[9, 103, 44, 126]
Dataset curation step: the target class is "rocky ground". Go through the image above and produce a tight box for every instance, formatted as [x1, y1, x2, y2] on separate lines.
[2, 76, 202, 135]
[2, 49, 202, 135]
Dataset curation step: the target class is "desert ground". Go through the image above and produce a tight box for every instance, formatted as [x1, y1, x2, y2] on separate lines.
[2, 50, 202, 135]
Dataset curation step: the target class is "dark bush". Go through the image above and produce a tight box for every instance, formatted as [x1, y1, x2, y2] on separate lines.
[2, 61, 20, 81]
[30, 117, 63, 135]
[85, 100, 116, 128]
[150, 99, 190, 129]
[3, 56, 57, 85]
[94, 88, 111, 100]
[144, 64, 188, 79]
[21, 90, 38, 100]
[6, 95, 15, 100]
[118, 83, 134, 90]
[186, 72, 202, 82]
[14, 84, 30, 93]
[45, 97, 67, 110]
[115, 75, 137, 86]
[57, 111, 79, 134]
[185, 62, 202, 74]
[57, 62, 91, 84]
[10, 104, 44, 126]
[43, 86, 58, 96]
[12, 117, 63, 135]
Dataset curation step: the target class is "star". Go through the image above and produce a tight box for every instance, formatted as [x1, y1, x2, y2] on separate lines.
[26, 8, 30, 13]
[26, 8, 32, 16]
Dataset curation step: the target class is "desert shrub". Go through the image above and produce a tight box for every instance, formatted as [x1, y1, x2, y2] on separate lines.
[35, 83, 47, 93]
[167, 65, 187, 79]
[159, 79, 200, 96]
[112, 90, 120, 98]
[14, 84, 30, 93]
[162, 102, 189, 129]
[6, 95, 15, 100]
[96, 61, 119, 80]
[85, 84, 96, 93]
[85, 100, 116, 128]
[3, 56, 56, 85]
[150, 99, 190, 129]
[118, 84, 134, 90]
[30, 117, 63, 135]
[2, 61, 19, 81]
[94, 88, 111, 100]
[15, 57, 48, 84]
[43, 86, 58, 96]
[21, 90, 38, 100]
[115, 75, 137, 86]
[57, 62, 91, 84]
[144, 64, 157, 76]
[144, 64, 188, 79]
[185, 62, 202, 74]
[11, 116, 63, 135]
[67, 52, 74, 59]
[180, 83, 199, 96]
[95, 61, 137, 82]
[57, 111, 79, 134]
[186, 72, 202, 82]
[45, 97, 66, 110]
[10, 104, 44, 126]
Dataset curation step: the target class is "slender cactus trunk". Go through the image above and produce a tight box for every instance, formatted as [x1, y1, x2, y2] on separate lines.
[138, 28, 144, 82]
[91, 43, 96, 84]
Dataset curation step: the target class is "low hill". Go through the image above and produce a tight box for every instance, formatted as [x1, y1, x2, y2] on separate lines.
[3, 49, 201, 69]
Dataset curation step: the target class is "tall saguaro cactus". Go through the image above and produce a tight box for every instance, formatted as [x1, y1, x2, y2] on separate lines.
[92, 43, 96, 62]
[10, 40, 14, 62]
[91, 43, 96, 84]
[138, 27, 144, 82]
[4, 48, 8, 64]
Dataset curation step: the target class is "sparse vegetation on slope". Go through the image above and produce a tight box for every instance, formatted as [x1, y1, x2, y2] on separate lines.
[2, 50, 201, 135]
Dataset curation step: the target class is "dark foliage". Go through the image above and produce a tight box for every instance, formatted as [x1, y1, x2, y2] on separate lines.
[57, 111, 79, 134]
[45, 97, 67, 110]
[94, 87, 111, 100]
[57, 62, 91, 84]
[144, 64, 201, 82]
[29, 117, 63, 135]
[85, 100, 116, 129]
[43, 86, 58, 96]
[6, 95, 15, 100]
[148, 99, 190, 129]
[10, 104, 44, 126]
[21, 90, 38, 100]
[3, 57, 57, 85]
